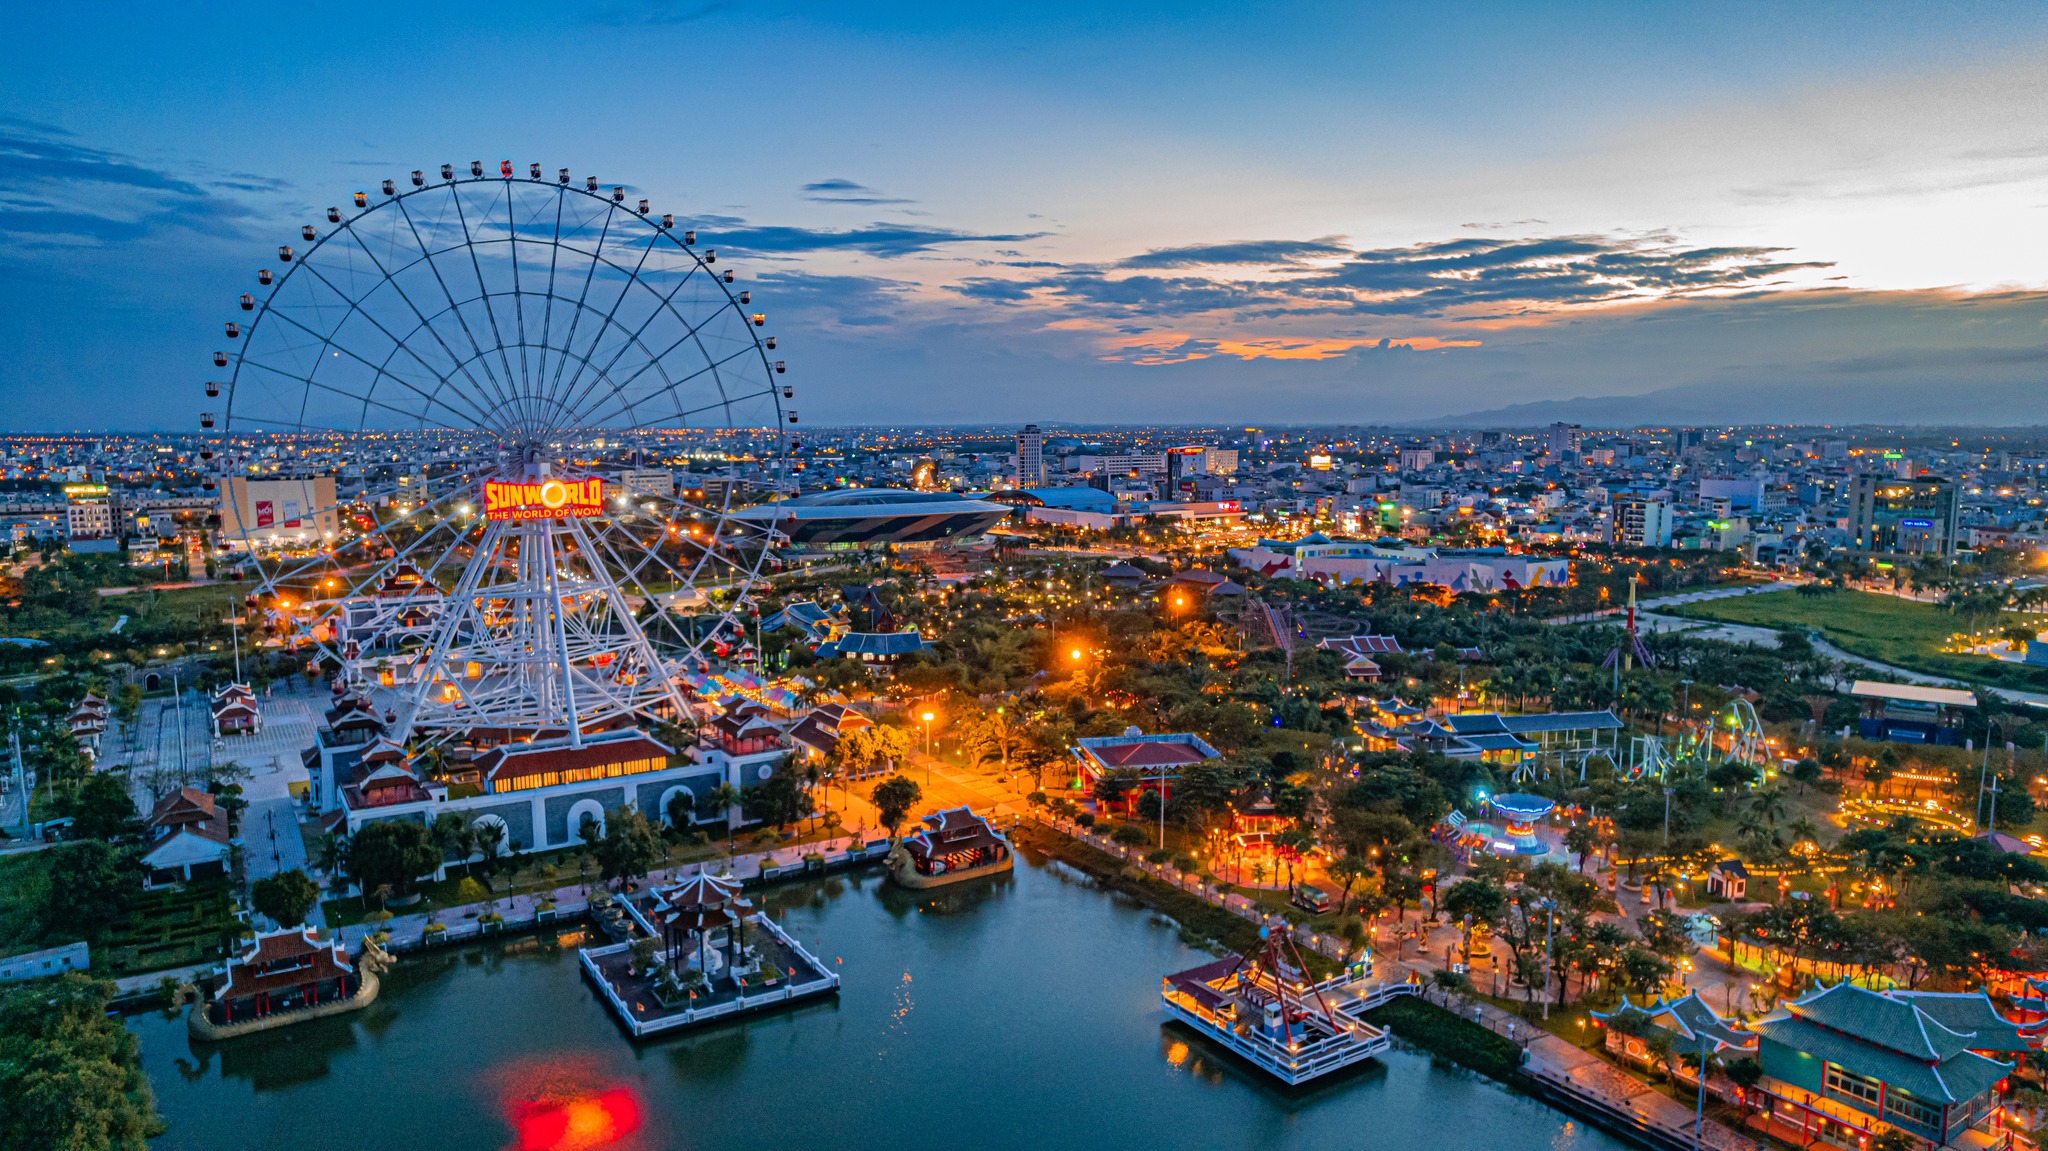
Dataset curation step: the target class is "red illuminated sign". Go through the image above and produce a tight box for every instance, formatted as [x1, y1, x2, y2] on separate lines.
[482, 477, 605, 522]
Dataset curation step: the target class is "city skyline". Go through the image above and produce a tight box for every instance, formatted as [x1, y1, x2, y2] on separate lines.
[8, 2, 2048, 429]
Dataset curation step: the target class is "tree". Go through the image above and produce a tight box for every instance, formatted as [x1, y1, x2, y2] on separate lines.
[250, 869, 319, 928]
[871, 775, 922, 837]
[348, 820, 438, 904]
[743, 761, 815, 831]
[1441, 877, 1507, 958]
[313, 830, 352, 881]
[430, 812, 475, 877]
[663, 790, 696, 834]
[702, 782, 744, 857]
[470, 818, 507, 882]
[1564, 823, 1597, 871]
[0, 973, 159, 1151]
[1327, 852, 1372, 914]
[62, 774, 141, 843]
[40, 840, 135, 944]
[595, 808, 665, 886]
[1724, 1055, 1765, 1130]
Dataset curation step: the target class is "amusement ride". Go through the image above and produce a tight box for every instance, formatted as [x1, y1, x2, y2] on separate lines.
[204, 162, 794, 747]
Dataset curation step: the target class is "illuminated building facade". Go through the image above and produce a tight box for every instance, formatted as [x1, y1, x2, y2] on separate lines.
[1849, 473, 1957, 557]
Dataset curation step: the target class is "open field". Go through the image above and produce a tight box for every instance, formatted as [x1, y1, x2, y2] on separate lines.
[1664, 589, 2048, 691]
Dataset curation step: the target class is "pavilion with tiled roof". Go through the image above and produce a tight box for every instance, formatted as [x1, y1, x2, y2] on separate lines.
[1751, 981, 2014, 1148]
[1592, 991, 1754, 1071]
[1072, 729, 1220, 816]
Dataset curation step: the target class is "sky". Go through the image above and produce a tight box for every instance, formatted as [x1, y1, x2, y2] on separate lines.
[6, 1, 2048, 430]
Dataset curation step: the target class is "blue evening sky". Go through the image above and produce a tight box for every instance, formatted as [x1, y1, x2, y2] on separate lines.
[6, 2, 2048, 427]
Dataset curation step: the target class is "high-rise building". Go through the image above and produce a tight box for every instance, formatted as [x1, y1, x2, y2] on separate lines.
[1547, 422, 1582, 458]
[1016, 424, 1045, 487]
[1612, 493, 1672, 548]
[63, 483, 117, 554]
[1675, 428, 1703, 453]
[1850, 474, 1958, 557]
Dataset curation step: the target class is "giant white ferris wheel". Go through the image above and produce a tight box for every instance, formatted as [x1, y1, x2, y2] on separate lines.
[203, 161, 798, 748]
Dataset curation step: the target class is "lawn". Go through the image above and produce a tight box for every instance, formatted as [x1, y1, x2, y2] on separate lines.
[0, 850, 237, 975]
[1665, 589, 2048, 691]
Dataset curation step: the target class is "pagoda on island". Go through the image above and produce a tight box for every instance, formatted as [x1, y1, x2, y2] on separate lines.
[645, 872, 757, 991]
[886, 807, 1014, 889]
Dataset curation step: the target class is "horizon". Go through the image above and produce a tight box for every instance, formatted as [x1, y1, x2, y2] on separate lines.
[8, 3, 2048, 428]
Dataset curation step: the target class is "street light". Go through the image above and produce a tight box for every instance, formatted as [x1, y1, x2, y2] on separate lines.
[921, 711, 935, 783]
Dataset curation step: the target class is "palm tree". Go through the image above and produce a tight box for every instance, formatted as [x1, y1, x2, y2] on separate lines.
[1748, 786, 1788, 830]
[706, 782, 744, 860]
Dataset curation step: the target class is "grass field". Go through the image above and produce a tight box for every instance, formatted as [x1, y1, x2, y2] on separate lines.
[0, 850, 237, 975]
[1665, 589, 2048, 691]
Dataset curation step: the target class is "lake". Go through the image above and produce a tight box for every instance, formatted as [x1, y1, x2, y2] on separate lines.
[131, 852, 1626, 1151]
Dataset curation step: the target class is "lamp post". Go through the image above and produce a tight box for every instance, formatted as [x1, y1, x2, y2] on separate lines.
[921, 711, 935, 784]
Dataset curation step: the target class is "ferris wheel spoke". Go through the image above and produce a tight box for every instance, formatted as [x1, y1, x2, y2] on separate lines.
[570, 344, 764, 431]
[246, 305, 492, 432]
[280, 256, 503, 432]
[548, 227, 669, 436]
[528, 189, 573, 423]
[538, 198, 623, 438]
[233, 356, 474, 435]
[391, 197, 525, 437]
[328, 220, 525, 433]
[547, 252, 715, 434]
[444, 187, 532, 437]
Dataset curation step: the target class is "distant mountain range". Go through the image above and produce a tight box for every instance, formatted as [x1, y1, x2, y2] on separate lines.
[1412, 379, 2048, 429]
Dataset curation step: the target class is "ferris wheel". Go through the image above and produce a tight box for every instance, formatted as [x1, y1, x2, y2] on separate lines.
[203, 160, 798, 746]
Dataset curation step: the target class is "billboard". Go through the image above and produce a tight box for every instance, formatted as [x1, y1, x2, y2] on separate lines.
[482, 477, 605, 522]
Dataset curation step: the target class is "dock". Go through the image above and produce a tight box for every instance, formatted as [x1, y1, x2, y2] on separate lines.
[1160, 929, 1401, 1086]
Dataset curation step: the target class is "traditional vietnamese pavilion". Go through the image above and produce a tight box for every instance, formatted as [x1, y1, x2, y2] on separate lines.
[189, 927, 387, 1040]
[887, 807, 1013, 889]
[1593, 990, 1756, 1072]
[1751, 982, 2017, 1149]
[646, 872, 752, 982]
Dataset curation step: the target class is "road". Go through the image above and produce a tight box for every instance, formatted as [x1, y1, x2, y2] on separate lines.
[1545, 581, 1795, 625]
[1635, 610, 2048, 709]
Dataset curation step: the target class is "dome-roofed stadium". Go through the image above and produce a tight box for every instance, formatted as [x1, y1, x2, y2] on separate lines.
[734, 488, 1011, 546]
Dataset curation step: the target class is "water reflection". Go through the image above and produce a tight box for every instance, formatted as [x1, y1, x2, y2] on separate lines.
[130, 864, 1627, 1151]
[1156, 1022, 1386, 1100]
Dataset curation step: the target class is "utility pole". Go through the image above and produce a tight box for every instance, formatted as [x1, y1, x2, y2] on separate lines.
[9, 719, 27, 841]
[1693, 1031, 1713, 1151]
[1540, 898, 1556, 1021]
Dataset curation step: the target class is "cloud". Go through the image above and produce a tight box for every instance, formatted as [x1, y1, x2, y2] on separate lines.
[1115, 237, 1352, 269]
[708, 222, 1044, 258]
[0, 120, 260, 247]
[800, 178, 914, 206]
[585, 0, 732, 28]
[951, 232, 1835, 325]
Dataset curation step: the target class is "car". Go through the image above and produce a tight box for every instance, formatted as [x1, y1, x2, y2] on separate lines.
[1290, 885, 1332, 914]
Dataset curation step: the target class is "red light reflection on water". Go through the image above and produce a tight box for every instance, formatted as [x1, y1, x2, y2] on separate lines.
[511, 1087, 641, 1151]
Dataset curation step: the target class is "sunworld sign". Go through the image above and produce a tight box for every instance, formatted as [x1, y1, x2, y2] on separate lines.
[482, 477, 605, 522]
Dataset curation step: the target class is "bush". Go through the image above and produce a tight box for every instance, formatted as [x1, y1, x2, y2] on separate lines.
[1363, 996, 1522, 1080]
[362, 909, 393, 924]
[1144, 848, 1175, 865]
[423, 921, 447, 935]
[1112, 824, 1148, 847]
[1172, 854, 1200, 873]
[1075, 812, 1095, 829]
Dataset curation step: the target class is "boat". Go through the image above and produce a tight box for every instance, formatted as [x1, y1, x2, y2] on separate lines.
[886, 807, 1014, 889]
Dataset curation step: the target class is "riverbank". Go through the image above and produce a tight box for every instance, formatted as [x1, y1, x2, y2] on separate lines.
[1011, 821, 1281, 960]
[1360, 995, 1523, 1080]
